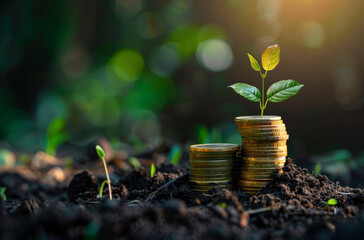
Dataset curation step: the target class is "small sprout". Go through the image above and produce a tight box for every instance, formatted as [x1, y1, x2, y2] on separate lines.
[326, 198, 338, 206]
[168, 145, 182, 165]
[99, 180, 108, 198]
[314, 162, 321, 177]
[128, 157, 141, 170]
[0, 187, 6, 201]
[218, 202, 227, 208]
[229, 44, 304, 117]
[96, 145, 112, 200]
[151, 163, 156, 178]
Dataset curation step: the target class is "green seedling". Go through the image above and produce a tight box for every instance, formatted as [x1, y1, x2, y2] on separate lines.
[314, 162, 321, 177]
[151, 163, 156, 178]
[96, 145, 112, 200]
[326, 198, 338, 206]
[168, 145, 182, 165]
[218, 202, 227, 208]
[45, 117, 70, 156]
[0, 187, 6, 201]
[229, 44, 304, 117]
[128, 157, 142, 170]
[99, 180, 108, 198]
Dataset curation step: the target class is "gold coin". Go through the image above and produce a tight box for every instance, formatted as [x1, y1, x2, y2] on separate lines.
[238, 123, 286, 129]
[241, 135, 289, 140]
[235, 116, 281, 123]
[239, 128, 286, 134]
[242, 143, 287, 148]
[242, 167, 282, 173]
[244, 151, 287, 156]
[242, 145, 287, 151]
[191, 184, 232, 192]
[242, 139, 287, 144]
[190, 143, 240, 152]
[243, 156, 286, 161]
[239, 174, 273, 180]
[239, 180, 270, 187]
[190, 152, 237, 159]
[244, 162, 284, 168]
[240, 131, 288, 137]
[190, 164, 234, 169]
[190, 179, 232, 185]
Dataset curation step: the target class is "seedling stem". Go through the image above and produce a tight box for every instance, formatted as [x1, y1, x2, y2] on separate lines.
[96, 145, 112, 200]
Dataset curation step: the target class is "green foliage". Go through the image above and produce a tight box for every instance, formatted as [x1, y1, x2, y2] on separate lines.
[247, 54, 261, 71]
[229, 83, 261, 102]
[151, 163, 156, 178]
[0, 187, 6, 201]
[197, 125, 209, 144]
[96, 145, 106, 159]
[84, 221, 100, 240]
[314, 162, 321, 177]
[326, 198, 338, 206]
[45, 117, 70, 156]
[218, 202, 227, 208]
[99, 180, 108, 198]
[229, 44, 304, 117]
[169, 145, 182, 165]
[267, 80, 304, 103]
[128, 157, 142, 170]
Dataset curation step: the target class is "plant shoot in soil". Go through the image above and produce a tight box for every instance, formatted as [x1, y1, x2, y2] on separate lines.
[96, 145, 112, 200]
[326, 198, 338, 206]
[99, 180, 108, 198]
[151, 163, 156, 178]
[0, 187, 6, 201]
[229, 44, 304, 117]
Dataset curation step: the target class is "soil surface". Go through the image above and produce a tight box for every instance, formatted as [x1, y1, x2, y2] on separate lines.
[0, 153, 363, 240]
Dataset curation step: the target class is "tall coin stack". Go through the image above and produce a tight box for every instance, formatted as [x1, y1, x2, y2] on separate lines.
[235, 116, 288, 194]
[189, 143, 240, 192]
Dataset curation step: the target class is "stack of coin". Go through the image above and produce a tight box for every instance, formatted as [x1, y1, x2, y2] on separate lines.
[235, 116, 288, 194]
[189, 143, 240, 192]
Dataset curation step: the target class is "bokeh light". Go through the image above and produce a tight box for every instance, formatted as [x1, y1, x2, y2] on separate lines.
[110, 49, 145, 82]
[298, 21, 325, 49]
[196, 39, 234, 72]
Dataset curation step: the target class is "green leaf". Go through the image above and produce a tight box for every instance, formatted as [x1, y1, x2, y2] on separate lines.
[151, 163, 156, 178]
[168, 145, 182, 165]
[326, 198, 338, 206]
[229, 83, 261, 102]
[314, 162, 321, 177]
[218, 202, 227, 208]
[0, 187, 6, 201]
[247, 54, 261, 71]
[261, 44, 280, 71]
[267, 80, 304, 103]
[96, 145, 105, 158]
[99, 180, 108, 198]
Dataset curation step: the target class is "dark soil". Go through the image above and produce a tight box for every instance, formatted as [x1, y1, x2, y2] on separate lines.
[0, 157, 363, 240]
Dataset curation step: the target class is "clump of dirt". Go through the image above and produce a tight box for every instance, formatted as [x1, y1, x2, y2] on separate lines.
[68, 170, 99, 201]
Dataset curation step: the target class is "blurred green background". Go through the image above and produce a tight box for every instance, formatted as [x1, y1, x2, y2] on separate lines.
[1, 0, 364, 162]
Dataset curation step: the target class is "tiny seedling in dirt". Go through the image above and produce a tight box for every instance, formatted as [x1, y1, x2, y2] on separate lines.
[229, 44, 304, 117]
[96, 145, 112, 200]
[151, 163, 156, 178]
[218, 202, 227, 208]
[0, 187, 6, 201]
[326, 198, 338, 206]
[98, 180, 108, 198]
[314, 162, 321, 177]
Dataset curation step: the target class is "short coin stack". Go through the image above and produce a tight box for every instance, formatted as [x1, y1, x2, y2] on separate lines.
[235, 116, 288, 194]
[189, 143, 240, 192]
